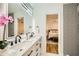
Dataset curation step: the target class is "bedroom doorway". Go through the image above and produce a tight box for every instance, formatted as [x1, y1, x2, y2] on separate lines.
[46, 14, 58, 54]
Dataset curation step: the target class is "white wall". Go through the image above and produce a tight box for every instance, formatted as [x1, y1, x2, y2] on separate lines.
[33, 3, 63, 55]
[0, 3, 8, 16]
[63, 4, 78, 56]
[0, 3, 8, 40]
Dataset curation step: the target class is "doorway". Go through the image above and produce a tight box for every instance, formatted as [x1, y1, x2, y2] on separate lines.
[18, 17, 24, 35]
[46, 14, 58, 54]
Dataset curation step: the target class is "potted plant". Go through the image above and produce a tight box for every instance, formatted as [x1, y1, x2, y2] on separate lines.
[0, 15, 13, 49]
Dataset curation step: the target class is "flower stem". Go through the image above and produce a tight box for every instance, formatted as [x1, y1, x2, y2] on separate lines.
[3, 25, 6, 41]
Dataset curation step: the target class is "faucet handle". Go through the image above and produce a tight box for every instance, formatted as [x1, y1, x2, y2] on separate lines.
[31, 32, 34, 35]
[10, 41, 14, 46]
[18, 39, 21, 42]
[30, 32, 34, 37]
[15, 39, 17, 44]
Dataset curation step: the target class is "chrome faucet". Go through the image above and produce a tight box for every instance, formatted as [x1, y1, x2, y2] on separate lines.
[8, 35, 21, 46]
[15, 35, 21, 44]
[30, 32, 34, 38]
[26, 32, 30, 40]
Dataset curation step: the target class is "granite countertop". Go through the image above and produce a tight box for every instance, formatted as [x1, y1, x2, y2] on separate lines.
[0, 34, 41, 56]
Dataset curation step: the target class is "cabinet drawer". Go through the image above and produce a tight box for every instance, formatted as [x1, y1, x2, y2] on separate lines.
[33, 40, 40, 49]
[27, 50, 33, 56]
[22, 38, 41, 56]
[35, 48, 41, 56]
[23, 48, 33, 56]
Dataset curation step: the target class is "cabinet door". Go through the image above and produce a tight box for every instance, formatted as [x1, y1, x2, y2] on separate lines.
[34, 39, 41, 56]
[22, 48, 33, 56]
[22, 38, 41, 56]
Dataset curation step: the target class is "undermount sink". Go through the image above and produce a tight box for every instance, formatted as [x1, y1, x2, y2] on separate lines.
[1, 40, 31, 56]
[6, 35, 37, 52]
[22, 36, 36, 42]
[8, 42, 28, 52]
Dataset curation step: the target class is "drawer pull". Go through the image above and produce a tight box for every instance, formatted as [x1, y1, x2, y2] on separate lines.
[40, 43, 41, 48]
[36, 49, 38, 52]
[28, 50, 33, 56]
[36, 53, 38, 56]
[20, 49, 23, 51]
[36, 43, 39, 46]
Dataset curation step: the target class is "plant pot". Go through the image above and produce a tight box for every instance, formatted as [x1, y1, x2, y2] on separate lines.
[0, 40, 8, 49]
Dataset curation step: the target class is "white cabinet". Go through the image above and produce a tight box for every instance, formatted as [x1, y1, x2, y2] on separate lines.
[22, 37, 41, 56]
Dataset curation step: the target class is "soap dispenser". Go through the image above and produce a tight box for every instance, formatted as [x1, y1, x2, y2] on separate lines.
[36, 26, 40, 34]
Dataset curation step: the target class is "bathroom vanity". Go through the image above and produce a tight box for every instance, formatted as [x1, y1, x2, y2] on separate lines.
[0, 34, 42, 56]
[0, 3, 42, 56]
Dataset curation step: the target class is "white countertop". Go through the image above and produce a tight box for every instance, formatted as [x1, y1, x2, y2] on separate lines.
[0, 34, 41, 56]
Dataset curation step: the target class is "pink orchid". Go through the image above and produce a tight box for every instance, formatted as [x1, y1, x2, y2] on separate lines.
[8, 16, 13, 23]
[0, 15, 13, 41]
[0, 16, 13, 26]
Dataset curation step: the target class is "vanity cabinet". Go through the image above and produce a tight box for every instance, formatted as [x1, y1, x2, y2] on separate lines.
[0, 34, 41, 56]
[22, 38, 41, 56]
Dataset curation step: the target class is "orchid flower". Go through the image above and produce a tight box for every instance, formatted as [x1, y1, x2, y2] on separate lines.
[0, 15, 13, 41]
[0, 16, 13, 26]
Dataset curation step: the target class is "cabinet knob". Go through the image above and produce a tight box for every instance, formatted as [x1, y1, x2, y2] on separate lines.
[19, 49, 23, 51]
[27, 50, 33, 56]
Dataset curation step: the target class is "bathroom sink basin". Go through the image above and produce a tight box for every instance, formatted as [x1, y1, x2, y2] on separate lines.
[1, 41, 31, 56]
[0, 34, 40, 56]
[5, 42, 30, 56]
[22, 36, 36, 42]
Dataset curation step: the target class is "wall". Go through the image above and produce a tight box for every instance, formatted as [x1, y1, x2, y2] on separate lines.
[33, 3, 63, 55]
[8, 3, 32, 36]
[63, 4, 78, 56]
[76, 5, 79, 55]
[0, 3, 8, 40]
[0, 3, 8, 16]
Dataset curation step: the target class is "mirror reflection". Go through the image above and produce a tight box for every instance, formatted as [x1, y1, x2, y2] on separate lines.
[8, 3, 32, 38]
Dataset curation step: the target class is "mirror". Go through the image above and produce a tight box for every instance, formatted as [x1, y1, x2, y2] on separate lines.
[8, 3, 32, 38]
[8, 13, 14, 37]
[46, 14, 58, 54]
